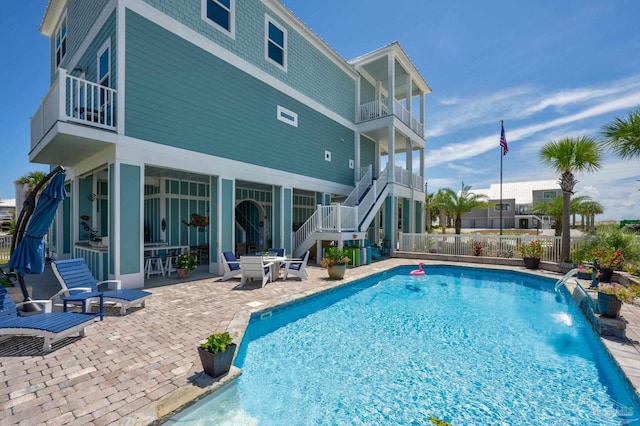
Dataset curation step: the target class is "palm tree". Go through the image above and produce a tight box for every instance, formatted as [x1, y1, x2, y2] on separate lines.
[15, 171, 48, 197]
[602, 107, 640, 160]
[424, 192, 435, 233]
[442, 185, 488, 234]
[581, 200, 604, 231]
[432, 189, 450, 234]
[540, 137, 602, 261]
[532, 195, 590, 236]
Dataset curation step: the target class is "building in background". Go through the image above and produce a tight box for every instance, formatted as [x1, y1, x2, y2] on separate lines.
[462, 180, 560, 230]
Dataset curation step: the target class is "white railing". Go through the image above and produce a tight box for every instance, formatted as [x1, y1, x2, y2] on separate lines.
[345, 166, 372, 207]
[357, 98, 424, 138]
[318, 205, 358, 231]
[293, 208, 319, 250]
[0, 234, 12, 263]
[358, 99, 388, 122]
[412, 173, 424, 190]
[30, 68, 117, 149]
[399, 233, 586, 263]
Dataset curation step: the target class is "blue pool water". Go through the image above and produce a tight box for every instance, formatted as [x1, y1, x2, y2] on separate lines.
[169, 266, 640, 425]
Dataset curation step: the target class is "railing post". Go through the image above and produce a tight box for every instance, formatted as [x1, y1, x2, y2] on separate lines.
[317, 204, 323, 230]
[336, 204, 341, 231]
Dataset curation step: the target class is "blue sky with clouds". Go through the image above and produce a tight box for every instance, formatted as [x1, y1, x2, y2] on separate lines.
[2, 1, 639, 220]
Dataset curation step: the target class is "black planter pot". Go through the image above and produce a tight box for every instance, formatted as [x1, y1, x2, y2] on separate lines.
[577, 271, 592, 280]
[197, 343, 237, 378]
[523, 257, 540, 269]
[599, 268, 614, 283]
[597, 292, 622, 318]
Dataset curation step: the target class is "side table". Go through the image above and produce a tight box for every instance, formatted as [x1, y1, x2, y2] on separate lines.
[62, 291, 104, 321]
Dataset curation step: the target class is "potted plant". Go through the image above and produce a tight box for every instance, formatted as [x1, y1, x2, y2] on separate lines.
[596, 282, 636, 318]
[320, 246, 350, 279]
[197, 331, 237, 378]
[576, 264, 593, 280]
[517, 240, 544, 269]
[175, 252, 197, 278]
[591, 248, 624, 282]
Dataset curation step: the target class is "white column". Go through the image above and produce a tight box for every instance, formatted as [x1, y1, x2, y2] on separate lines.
[420, 90, 425, 127]
[387, 52, 396, 181]
[355, 78, 361, 123]
[406, 73, 412, 115]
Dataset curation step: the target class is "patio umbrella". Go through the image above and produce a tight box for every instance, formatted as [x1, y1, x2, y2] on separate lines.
[8, 167, 66, 309]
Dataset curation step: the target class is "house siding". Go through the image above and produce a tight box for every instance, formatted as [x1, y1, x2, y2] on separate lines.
[125, 10, 354, 186]
[360, 135, 376, 171]
[51, 0, 111, 83]
[71, 12, 117, 91]
[139, 0, 355, 120]
[360, 79, 376, 105]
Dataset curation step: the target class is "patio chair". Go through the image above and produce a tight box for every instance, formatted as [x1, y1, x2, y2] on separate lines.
[0, 287, 96, 352]
[282, 250, 310, 281]
[239, 256, 274, 288]
[51, 258, 151, 315]
[220, 251, 242, 281]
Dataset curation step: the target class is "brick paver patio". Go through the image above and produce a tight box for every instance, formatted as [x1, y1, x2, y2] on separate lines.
[1, 259, 640, 425]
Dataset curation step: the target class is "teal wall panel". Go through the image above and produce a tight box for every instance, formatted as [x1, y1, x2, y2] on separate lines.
[109, 165, 114, 275]
[402, 199, 411, 233]
[125, 10, 354, 186]
[140, 0, 355, 119]
[360, 135, 376, 172]
[221, 179, 234, 251]
[283, 188, 292, 252]
[272, 186, 281, 248]
[63, 183, 71, 254]
[384, 197, 394, 242]
[120, 164, 141, 274]
[210, 176, 218, 263]
[415, 201, 423, 233]
[70, 12, 117, 89]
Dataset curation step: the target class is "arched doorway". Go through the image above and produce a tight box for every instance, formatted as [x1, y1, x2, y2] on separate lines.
[235, 199, 267, 255]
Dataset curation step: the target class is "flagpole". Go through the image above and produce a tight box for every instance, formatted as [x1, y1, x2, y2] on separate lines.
[500, 120, 503, 236]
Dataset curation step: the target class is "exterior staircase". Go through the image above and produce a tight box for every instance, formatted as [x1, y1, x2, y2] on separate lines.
[292, 166, 390, 258]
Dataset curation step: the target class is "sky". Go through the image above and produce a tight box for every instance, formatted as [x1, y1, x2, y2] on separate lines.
[2, 1, 639, 220]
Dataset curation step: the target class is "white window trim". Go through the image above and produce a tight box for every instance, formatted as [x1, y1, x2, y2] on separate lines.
[97, 39, 111, 87]
[264, 15, 287, 72]
[201, 0, 235, 39]
[55, 12, 68, 67]
[277, 105, 297, 127]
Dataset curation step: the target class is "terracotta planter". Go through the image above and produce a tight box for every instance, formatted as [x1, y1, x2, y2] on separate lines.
[177, 268, 189, 278]
[599, 268, 614, 283]
[197, 343, 237, 378]
[523, 257, 540, 269]
[327, 263, 347, 279]
[597, 291, 622, 318]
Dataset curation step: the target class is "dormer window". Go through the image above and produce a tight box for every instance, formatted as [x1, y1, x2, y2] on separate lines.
[265, 16, 287, 71]
[202, 0, 235, 38]
[55, 14, 67, 67]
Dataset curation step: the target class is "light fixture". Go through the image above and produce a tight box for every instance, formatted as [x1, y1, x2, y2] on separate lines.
[87, 193, 97, 202]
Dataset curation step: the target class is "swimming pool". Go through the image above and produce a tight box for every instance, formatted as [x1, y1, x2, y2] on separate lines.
[169, 265, 640, 425]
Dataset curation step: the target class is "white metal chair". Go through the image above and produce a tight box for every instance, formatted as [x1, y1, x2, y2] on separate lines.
[282, 251, 310, 281]
[239, 256, 274, 288]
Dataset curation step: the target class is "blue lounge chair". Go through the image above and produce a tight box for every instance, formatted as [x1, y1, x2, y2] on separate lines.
[52, 258, 151, 315]
[0, 287, 96, 352]
[220, 251, 242, 281]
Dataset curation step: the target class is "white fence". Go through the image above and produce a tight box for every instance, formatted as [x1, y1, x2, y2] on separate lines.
[0, 235, 12, 263]
[399, 233, 585, 263]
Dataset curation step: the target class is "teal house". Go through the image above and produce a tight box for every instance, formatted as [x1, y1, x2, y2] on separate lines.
[30, 0, 430, 288]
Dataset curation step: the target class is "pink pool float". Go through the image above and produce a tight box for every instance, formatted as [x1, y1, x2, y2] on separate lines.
[409, 263, 425, 276]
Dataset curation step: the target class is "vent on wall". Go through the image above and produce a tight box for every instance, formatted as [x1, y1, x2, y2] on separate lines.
[277, 105, 298, 127]
[325, 151, 331, 161]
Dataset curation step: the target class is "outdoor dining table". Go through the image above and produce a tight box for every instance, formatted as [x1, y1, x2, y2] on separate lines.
[263, 256, 287, 281]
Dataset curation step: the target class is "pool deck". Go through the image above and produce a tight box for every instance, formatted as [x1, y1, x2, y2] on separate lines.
[2, 259, 640, 425]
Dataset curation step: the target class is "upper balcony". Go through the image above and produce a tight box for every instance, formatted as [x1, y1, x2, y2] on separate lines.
[30, 69, 117, 165]
[357, 98, 424, 138]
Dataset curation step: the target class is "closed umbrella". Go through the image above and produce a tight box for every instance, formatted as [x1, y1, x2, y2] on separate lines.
[8, 168, 66, 309]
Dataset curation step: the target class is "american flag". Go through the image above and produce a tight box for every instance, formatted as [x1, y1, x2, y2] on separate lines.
[500, 123, 509, 156]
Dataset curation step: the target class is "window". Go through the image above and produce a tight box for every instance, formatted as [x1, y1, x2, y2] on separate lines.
[97, 41, 110, 87]
[55, 14, 67, 67]
[494, 203, 511, 211]
[277, 105, 297, 127]
[202, 0, 234, 37]
[265, 16, 286, 70]
[543, 191, 557, 199]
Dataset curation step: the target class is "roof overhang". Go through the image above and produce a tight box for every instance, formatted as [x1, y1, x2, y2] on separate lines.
[40, 0, 68, 37]
[349, 42, 431, 95]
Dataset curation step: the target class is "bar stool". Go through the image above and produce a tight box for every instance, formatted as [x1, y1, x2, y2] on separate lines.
[164, 255, 176, 276]
[144, 256, 165, 278]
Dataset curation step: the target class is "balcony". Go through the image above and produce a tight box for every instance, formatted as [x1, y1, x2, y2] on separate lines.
[357, 98, 424, 138]
[30, 69, 117, 165]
